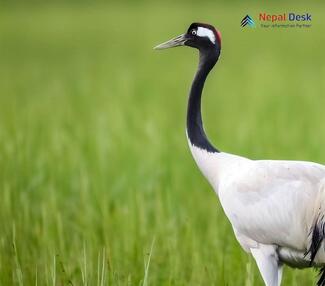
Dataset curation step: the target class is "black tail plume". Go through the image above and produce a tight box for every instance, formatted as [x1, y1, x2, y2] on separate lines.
[317, 267, 325, 286]
[307, 219, 324, 265]
[306, 216, 325, 286]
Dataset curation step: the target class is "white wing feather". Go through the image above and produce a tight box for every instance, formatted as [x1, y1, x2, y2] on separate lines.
[217, 156, 325, 251]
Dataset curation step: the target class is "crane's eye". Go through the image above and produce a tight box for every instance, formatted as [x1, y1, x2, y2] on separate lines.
[191, 29, 197, 36]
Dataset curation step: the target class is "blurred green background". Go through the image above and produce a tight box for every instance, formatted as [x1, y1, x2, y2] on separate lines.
[0, 1, 324, 285]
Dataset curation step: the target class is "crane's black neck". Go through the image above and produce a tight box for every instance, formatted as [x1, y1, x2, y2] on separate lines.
[186, 49, 220, 153]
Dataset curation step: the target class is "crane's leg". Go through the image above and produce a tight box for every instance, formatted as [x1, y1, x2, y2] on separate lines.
[250, 244, 282, 286]
[277, 263, 283, 286]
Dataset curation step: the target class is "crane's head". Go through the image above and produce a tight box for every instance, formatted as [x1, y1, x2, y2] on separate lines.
[154, 23, 221, 53]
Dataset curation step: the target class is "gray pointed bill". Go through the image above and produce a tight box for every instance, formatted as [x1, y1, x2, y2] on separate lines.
[154, 34, 188, 50]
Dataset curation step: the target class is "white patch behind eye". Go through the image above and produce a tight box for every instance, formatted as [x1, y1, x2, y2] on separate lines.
[196, 27, 216, 44]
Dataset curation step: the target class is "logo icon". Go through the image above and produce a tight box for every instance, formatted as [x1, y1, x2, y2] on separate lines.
[241, 15, 255, 27]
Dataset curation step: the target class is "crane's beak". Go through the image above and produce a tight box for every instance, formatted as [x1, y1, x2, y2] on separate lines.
[154, 33, 188, 50]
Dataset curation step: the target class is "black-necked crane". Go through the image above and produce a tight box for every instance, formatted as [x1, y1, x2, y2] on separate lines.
[154, 23, 325, 286]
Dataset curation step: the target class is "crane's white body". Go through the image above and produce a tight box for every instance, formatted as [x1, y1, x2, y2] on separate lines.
[189, 141, 325, 285]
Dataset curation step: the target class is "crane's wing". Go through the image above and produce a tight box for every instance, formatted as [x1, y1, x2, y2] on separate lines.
[219, 159, 325, 250]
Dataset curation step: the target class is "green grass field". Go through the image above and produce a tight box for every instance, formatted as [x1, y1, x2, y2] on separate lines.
[0, 2, 325, 285]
